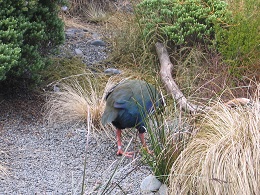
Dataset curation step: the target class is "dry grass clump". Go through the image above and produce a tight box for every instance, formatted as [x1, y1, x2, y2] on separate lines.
[43, 74, 131, 138]
[83, 3, 107, 22]
[169, 88, 260, 194]
[103, 7, 159, 79]
[67, 0, 112, 22]
[43, 78, 103, 126]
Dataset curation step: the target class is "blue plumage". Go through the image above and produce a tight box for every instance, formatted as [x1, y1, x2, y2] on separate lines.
[102, 79, 162, 132]
[101, 79, 163, 156]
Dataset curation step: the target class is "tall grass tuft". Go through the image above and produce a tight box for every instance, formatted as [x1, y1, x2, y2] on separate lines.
[68, 0, 111, 19]
[169, 86, 260, 194]
[43, 75, 124, 138]
[142, 99, 193, 184]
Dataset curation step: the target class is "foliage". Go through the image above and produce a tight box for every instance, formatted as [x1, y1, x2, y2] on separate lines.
[215, 0, 260, 76]
[142, 102, 191, 184]
[0, 0, 64, 82]
[136, 0, 230, 45]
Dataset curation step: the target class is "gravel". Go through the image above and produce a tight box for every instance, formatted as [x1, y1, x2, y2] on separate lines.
[0, 25, 152, 194]
[60, 28, 109, 67]
[0, 90, 152, 195]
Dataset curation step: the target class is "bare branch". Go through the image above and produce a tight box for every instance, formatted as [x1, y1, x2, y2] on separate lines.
[155, 42, 209, 113]
[155, 42, 253, 112]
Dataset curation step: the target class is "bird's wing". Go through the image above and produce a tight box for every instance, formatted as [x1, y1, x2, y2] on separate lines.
[101, 105, 118, 126]
[101, 85, 134, 126]
[112, 85, 134, 108]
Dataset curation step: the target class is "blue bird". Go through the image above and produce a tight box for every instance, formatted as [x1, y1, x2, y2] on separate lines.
[101, 79, 163, 157]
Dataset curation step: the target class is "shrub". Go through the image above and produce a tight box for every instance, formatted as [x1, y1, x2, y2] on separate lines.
[136, 0, 230, 46]
[0, 0, 64, 82]
[215, 0, 260, 76]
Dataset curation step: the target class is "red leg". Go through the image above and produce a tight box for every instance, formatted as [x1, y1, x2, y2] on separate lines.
[116, 129, 123, 155]
[116, 129, 134, 157]
[139, 133, 153, 155]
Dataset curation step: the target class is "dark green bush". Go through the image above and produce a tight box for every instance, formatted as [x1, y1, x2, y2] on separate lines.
[0, 0, 64, 82]
[136, 0, 230, 46]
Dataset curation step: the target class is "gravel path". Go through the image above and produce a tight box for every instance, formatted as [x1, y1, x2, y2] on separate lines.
[0, 25, 152, 195]
[0, 96, 151, 194]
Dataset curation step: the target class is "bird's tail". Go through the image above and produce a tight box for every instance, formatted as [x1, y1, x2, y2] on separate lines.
[101, 107, 117, 126]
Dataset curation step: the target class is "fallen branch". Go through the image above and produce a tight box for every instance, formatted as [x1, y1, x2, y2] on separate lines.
[155, 42, 252, 113]
[155, 42, 209, 113]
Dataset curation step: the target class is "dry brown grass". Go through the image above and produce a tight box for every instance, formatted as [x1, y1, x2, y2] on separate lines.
[102, 6, 160, 80]
[169, 85, 260, 194]
[42, 73, 134, 138]
[44, 79, 102, 126]
[66, 0, 112, 22]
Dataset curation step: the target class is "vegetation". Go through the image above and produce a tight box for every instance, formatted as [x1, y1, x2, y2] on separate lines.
[142, 104, 192, 184]
[103, 0, 260, 189]
[136, 0, 230, 45]
[67, 0, 112, 21]
[216, 0, 260, 76]
[1, 0, 259, 193]
[42, 0, 259, 191]
[169, 93, 260, 194]
[0, 0, 64, 82]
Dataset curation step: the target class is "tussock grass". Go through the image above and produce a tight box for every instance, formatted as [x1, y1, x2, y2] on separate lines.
[44, 75, 105, 136]
[44, 78, 103, 126]
[43, 74, 135, 138]
[103, 7, 159, 79]
[84, 3, 107, 22]
[142, 99, 194, 184]
[67, 0, 112, 22]
[169, 86, 260, 194]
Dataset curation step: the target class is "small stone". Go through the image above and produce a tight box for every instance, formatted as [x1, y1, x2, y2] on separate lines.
[158, 184, 168, 195]
[140, 174, 162, 194]
[75, 48, 83, 56]
[104, 68, 121, 75]
[53, 85, 60, 92]
[91, 40, 106, 46]
[61, 6, 68, 11]
[92, 33, 100, 39]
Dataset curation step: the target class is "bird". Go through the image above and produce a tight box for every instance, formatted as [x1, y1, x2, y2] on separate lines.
[101, 79, 163, 157]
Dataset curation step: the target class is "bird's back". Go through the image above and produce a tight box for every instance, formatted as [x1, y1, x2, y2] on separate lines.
[101, 80, 162, 130]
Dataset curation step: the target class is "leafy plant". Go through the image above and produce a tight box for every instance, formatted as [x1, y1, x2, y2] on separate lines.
[136, 0, 230, 45]
[215, 0, 260, 76]
[0, 0, 64, 82]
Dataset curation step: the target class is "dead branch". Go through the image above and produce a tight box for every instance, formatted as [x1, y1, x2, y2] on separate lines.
[155, 42, 252, 113]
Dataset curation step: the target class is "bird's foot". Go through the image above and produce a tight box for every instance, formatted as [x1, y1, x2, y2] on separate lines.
[116, 149, 135, 158]
[141, 146, 153, 155]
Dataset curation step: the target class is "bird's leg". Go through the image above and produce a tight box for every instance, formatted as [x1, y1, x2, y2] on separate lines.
[116, 129, 134, 157]
[116, 129, 123, 155]
[139, 133, 153, 155]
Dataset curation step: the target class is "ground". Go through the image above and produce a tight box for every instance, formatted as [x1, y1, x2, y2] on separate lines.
[0, 90, 151, 194]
